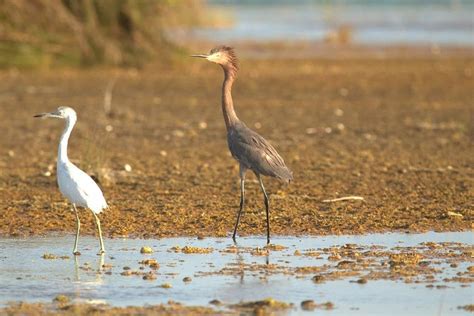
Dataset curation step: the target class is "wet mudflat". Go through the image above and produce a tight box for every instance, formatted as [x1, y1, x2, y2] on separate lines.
[0, 50, 473, 315]
[0, 233, 472, 315]
[0, 56, 473, 238]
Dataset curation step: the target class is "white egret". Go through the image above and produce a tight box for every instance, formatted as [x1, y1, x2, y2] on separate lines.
[34, 106, 107, 255]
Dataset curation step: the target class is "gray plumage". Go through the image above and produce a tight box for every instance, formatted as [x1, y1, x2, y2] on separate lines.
[228, 121, 293, 182]
[192, 46, 292, 244]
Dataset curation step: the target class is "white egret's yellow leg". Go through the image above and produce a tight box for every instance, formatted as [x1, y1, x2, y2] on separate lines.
[72, 204, 81, 255]
[92, 212, 105, 255]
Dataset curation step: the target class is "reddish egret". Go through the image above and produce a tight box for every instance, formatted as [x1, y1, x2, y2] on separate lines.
[192, 46, 293, 244]
[34, 106, 107, 255]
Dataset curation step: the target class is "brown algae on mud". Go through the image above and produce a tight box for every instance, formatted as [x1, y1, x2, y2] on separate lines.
[3, 301, 223, 316]
[0, 56, 473, 238]
[231, 297, 293, 314]
[300, 300, 334, 311]
[171, 245, 213, 254]
[42, 253, 70, 260]
[139, 258, 160, 269]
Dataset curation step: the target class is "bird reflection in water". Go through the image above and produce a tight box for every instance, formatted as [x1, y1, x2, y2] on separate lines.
[73, 253, 105, 283]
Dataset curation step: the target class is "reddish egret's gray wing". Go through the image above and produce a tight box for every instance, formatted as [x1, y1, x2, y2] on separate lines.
[228, 123, 293, 182]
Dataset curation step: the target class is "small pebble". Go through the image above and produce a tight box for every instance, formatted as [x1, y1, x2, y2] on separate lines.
[143, 272, 156, 280]
[301, 300, 316, 311]
[334, 108, 344, 116]
[42, 253, 57, 259]
[53, 295, 70, 304]
[336, 123, 345, 132]
[172, 130, 185, 137]
[356, 278, 368, 284]
[140, 246, 153, 254]
[312, 275, 325, 283]
[306, 127, 317, 135]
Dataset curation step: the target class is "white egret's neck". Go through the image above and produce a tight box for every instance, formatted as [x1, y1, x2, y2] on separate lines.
[58, 116, 76, 164]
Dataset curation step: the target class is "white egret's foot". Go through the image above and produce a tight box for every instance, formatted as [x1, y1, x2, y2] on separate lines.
[73, 251, 81, 256]
[97, 250, 105, 255]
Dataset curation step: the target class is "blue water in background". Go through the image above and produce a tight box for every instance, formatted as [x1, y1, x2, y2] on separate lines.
[195, 0, 474, 46]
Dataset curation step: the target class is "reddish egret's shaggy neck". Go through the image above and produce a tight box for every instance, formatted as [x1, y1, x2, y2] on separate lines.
[221, 66, 239, 130]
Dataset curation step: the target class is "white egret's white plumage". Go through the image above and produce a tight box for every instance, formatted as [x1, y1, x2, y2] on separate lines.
[35, 106, 107, 255]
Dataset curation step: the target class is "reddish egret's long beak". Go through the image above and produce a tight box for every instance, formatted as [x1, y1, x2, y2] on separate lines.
[191, 54, 208, 58]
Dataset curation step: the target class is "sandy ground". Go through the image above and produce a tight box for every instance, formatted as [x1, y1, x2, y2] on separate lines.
[0, 52, 472, 238]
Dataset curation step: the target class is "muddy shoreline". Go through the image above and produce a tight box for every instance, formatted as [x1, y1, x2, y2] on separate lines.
[0, 53, 472, 238]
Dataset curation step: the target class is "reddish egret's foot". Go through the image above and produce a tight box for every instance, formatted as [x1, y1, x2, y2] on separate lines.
[73, 251, 81, 256]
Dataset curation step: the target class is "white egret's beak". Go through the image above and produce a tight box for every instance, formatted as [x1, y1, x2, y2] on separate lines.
[191, 54, 209, 59]
[34, 110, 61, 119]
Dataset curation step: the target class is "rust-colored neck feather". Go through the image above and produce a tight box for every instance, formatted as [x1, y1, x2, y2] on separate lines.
[221, 65, 239, 130]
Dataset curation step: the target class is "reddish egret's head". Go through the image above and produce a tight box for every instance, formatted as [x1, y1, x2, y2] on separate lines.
[192, 46, 238, 71]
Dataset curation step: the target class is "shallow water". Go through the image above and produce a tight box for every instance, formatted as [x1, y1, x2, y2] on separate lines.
[186, 2, 474, 46]
[0, 232, 472, 315]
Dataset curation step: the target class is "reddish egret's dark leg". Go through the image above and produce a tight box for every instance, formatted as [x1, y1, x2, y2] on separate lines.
[232, 165, 247, 241]
[257, 174, 271, 244]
